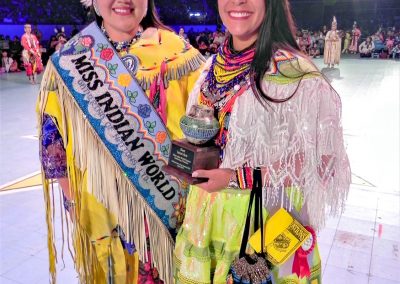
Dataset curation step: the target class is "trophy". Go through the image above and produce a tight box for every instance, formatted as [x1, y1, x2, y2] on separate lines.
[163, 105, 220, 184]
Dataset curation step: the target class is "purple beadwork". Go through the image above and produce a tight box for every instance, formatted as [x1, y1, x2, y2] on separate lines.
[40, 114, 67, 179]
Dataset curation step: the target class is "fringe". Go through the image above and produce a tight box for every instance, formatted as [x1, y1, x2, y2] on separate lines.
[38, 61, 175, 283]
[37, 78, 57, 283]
[137, 50, 205, 90]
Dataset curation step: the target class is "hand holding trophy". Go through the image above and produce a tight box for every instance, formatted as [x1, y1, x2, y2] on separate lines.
[163, 104, 220, 184]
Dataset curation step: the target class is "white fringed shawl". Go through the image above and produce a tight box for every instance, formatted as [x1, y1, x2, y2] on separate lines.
[187, 53, 351, 231]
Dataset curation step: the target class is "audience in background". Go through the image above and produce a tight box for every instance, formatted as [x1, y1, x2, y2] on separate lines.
[0, 17, 399, 73]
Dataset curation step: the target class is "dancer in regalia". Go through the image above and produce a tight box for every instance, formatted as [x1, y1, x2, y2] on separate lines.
[174, 0, 351, 283]
[349, 21, 361, 54]
[21, 23, 43, 84]
[37, 0, 204, 283]
[324, 16, 342, 68]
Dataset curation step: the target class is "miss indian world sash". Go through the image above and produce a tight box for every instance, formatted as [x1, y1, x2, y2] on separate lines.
[52, 22, 182, 237]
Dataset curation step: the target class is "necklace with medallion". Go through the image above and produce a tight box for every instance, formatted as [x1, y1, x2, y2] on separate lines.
[200, 37, 255, 157]
[101, 24, 142, 53]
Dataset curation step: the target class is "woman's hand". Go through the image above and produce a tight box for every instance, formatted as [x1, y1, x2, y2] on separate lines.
[193, 168, 234, 193]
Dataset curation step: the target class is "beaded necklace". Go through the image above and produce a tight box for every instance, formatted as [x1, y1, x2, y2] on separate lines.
[101, 24, 142, 53]
[200, 37, 255, 158]
[201, 37, 255, 107]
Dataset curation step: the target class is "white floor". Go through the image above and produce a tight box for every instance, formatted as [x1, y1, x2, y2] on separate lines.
[0, 57, 399, 284]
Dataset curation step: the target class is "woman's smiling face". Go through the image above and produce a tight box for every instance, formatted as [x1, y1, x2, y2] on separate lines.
[97, 0, 147, 38]
[218, 0, 265, 50]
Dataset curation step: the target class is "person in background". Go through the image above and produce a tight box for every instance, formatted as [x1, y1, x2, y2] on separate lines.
[213, 29, 226, 47]
[391, 43, 400, 59]
[386, 30, 395, 54]
[21, 23, 43, 84]
[322, 24, 328, 36]
[324, 16, 341, 68]
[48, 36, 58, 55]
[9, 36, 23, 66]
[32, 24, 43, 42]
[2, 50, 20, 72]
[198, 40, 209, 56]
[349, 22, 361, 54]
[54, 28, 68, 51]
[309, 42, 320, 58]
[359, 36, 375, 58]
[342, 31, 352, 53]
[299, 30, 310, 54]
[317, 30, 325, 55]
[178, 27, 188, 40]
[196, 32, 209, 47]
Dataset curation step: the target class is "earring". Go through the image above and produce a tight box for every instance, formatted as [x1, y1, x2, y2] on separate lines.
[93, 0, 100, 16]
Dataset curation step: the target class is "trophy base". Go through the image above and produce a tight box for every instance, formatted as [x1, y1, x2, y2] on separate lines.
[164, 139, 220, 185]
[163, 165, 208, 185]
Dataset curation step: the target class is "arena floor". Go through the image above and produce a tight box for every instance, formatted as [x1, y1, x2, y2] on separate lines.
[0, 57, 399, 283]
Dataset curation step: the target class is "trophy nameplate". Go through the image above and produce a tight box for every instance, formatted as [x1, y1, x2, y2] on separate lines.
[163, 105, 220, 184]
[163, 139, 220, 184]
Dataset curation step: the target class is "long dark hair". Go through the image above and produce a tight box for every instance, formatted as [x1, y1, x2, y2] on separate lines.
[94, 0, 171, 31]
[140, 0, 171, 31]
[250, 0, 309, 104]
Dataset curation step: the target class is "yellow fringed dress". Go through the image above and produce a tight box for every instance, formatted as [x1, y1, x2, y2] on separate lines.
[37, 27, 204, 284]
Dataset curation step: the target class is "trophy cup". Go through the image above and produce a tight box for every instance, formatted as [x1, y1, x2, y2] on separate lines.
[163, 104, 220, 184]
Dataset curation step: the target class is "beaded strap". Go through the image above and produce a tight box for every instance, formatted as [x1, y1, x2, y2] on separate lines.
[236, 166, 254, 190]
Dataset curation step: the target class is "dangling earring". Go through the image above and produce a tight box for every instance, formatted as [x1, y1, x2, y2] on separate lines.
[93, 0, 100, 16]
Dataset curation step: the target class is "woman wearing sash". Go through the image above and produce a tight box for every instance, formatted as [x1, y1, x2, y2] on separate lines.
[174, 0, 350, 283]
[37, 0, 204, 283]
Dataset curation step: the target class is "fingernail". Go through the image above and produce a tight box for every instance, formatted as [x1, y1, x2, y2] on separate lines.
[192, 172, 198, 177]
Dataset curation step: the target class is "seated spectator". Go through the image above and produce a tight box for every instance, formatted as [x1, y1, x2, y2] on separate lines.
[209, 42, 218, 54]
[196, 32, 209, 47]
[197, 40, 209, 56]
[386, 33, 395, 54]
[213, 30, 225, 47]
[309, 43, 320, 58]
[1, 50, 20, 72]
[359, 36, 375, 58]
[299, 31, 311, 54]
[391, 43, 400, 59]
